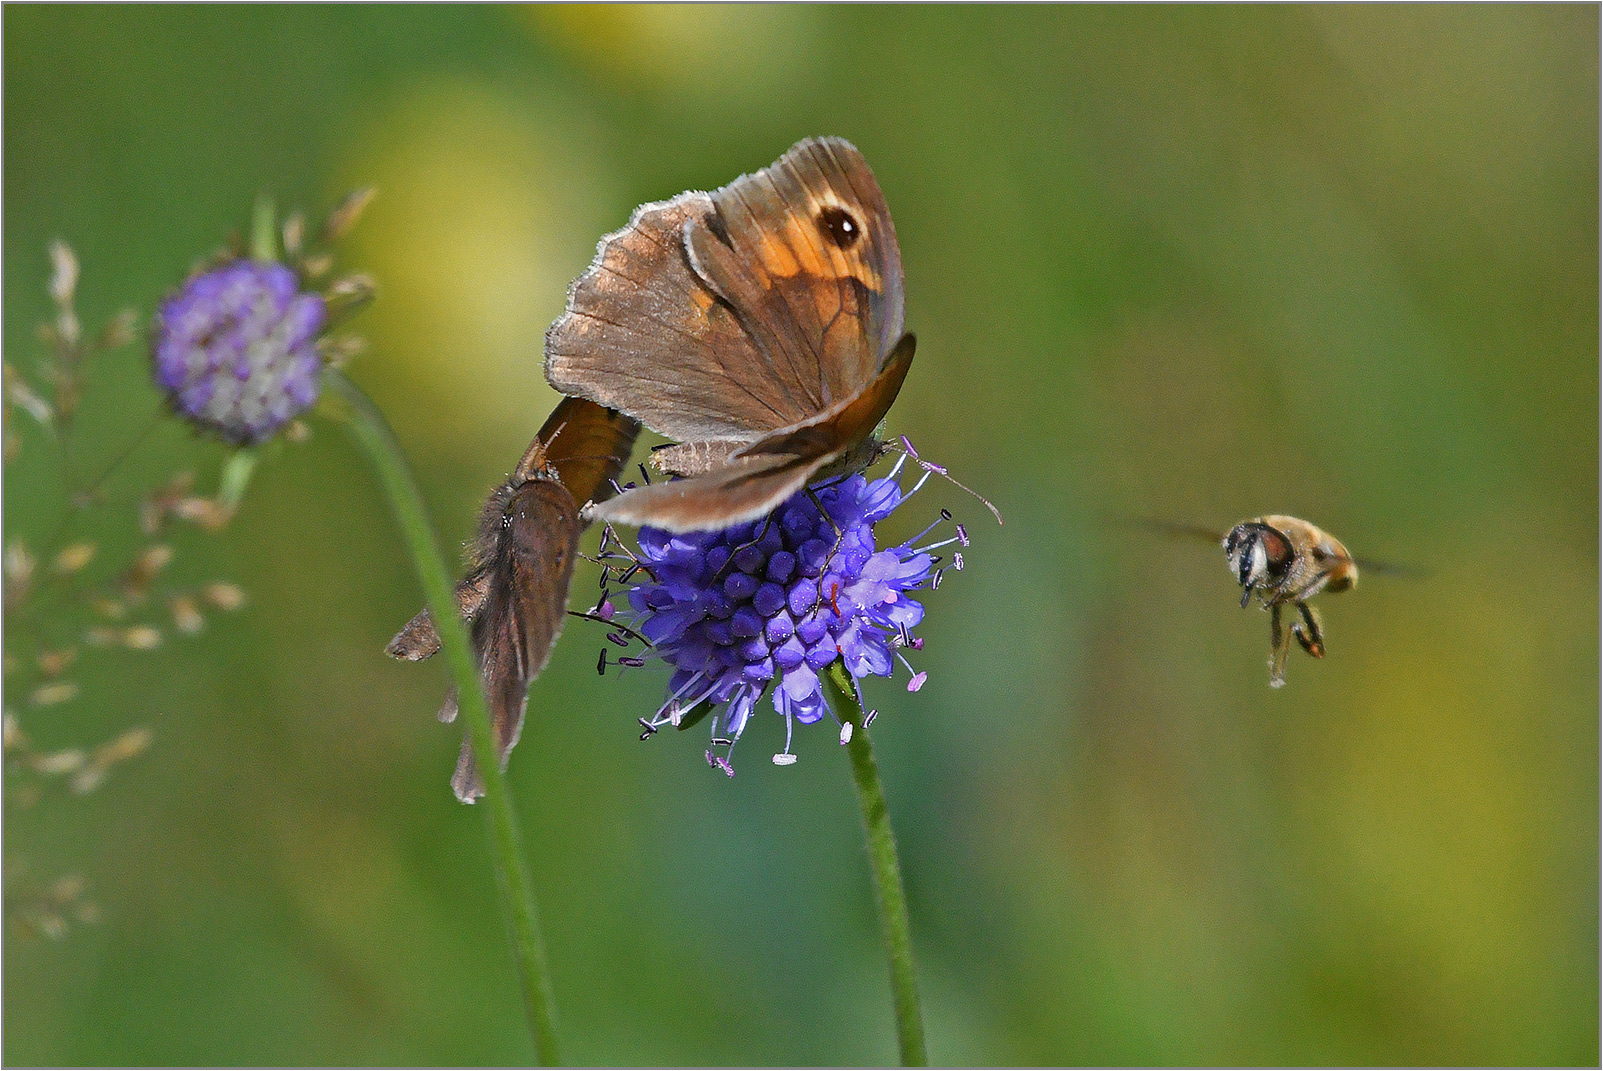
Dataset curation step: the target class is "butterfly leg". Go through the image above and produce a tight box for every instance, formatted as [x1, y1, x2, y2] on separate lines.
[1291, 600, 1325, 658]
[806, 487, 844, 539]
[591, 523, 657, 585]
[804, 485, 861, 571]
[707, 512, 779, 586]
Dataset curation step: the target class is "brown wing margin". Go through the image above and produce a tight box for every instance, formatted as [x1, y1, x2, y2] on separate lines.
[586, 334, 915, 533]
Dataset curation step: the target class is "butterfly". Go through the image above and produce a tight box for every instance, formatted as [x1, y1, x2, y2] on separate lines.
[388, 396, 638, 800]
[545, 136, 913, 533]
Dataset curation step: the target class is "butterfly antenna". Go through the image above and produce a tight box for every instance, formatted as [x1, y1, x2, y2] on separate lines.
[510, 418, 573, 481]
[889, 436, 1003, 526]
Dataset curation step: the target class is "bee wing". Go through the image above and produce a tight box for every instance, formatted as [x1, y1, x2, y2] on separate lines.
[1351, 555, 1425, 580]
[1134, 518, 1421, 577]
[1130, 517, 1228, 547]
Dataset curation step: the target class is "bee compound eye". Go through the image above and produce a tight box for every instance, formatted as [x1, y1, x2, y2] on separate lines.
[1233, 531, 1264, 587]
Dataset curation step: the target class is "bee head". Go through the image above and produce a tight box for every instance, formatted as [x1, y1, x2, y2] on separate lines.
[1224, 521, 1293, 591]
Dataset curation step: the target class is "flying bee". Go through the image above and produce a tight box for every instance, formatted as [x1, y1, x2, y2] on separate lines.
[1222, 516, 1356, 687]
[1144, 514, 1402, 687]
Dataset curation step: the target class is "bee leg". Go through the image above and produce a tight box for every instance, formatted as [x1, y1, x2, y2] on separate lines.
[1291, 601, 1325, 658]
[1268, 602, 1291, 688]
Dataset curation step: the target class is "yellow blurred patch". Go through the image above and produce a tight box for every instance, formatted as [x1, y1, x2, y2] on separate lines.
[524, 4, 817, 98]
[336, 78, 617, 451]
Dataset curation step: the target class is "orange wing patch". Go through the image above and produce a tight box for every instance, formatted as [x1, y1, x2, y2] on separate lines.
[757, 230, 804, 278]
[688, 284, 717, 316]
[760, 211, 885, 292]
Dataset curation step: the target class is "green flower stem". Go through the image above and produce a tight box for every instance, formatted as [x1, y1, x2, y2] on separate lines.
[326, 369, 561, 1065]
[217, 448, 258, 514]
[250, 193, 278, 262]
[824, 662, 929, 1066]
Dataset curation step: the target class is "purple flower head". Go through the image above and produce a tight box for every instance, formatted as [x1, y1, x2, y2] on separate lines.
[151, 260, 326, 444]
[609, 456, 969, 773]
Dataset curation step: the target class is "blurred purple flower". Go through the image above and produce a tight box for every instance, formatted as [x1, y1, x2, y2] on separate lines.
[615, 461, 967, 773]
[152, 260, 325, 444]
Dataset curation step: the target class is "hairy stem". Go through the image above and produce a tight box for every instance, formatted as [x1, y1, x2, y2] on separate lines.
[824, 661, 929, 1066]
[326, 369, 561, 1064]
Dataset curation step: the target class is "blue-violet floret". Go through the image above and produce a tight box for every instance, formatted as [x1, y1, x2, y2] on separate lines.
[613, 459, 966, 773]
[152, 260, 326, 444]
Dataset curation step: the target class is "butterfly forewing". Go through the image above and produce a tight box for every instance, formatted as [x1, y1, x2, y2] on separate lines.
[546, 194, 790, 442]
[546, 136, 913, 533]
[683, 136, 902, 414]
[386, 398, 636, 660]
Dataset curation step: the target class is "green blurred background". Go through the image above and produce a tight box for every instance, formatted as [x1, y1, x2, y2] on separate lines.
[5, 6, 1597, 1065]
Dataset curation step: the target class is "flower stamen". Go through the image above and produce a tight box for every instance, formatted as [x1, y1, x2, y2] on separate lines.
[892, 436, 1004, 527]
[608, 460, 985, 772]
